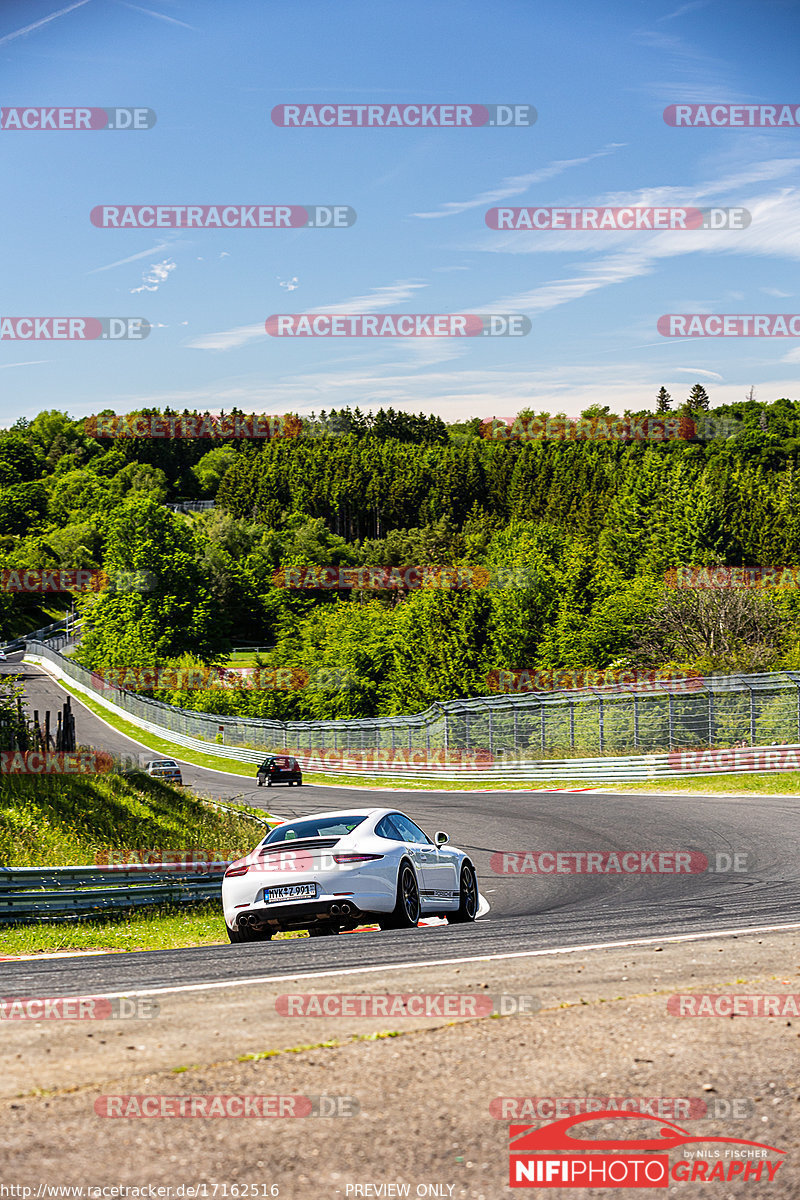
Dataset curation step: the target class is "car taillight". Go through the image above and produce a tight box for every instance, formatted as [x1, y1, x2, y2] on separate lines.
[224, 863, 249, 877]
[332, 853, 384, 864]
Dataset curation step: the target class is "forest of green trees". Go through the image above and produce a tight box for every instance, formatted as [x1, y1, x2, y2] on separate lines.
[1, 393, 800, 721]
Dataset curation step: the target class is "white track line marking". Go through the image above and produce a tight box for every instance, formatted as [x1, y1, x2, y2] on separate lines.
[71, 920, 800, 1001]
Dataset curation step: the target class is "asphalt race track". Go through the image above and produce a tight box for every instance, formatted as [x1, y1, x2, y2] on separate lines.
[3, 655, 800, 998]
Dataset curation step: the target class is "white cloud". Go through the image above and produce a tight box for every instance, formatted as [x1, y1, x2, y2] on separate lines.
[186, 323, 265, 351]
[671, 367, 724, 379]
[412, 145, 625, 220]
[130, 258, 177, 294]
[313, 280, 427, 314]
[0, 0, 90, 47]
[89, 243, 173, 274]
[657, 0, 715, 20]
[105, 350, 800, 422]
[480, 170, 800, 319]
[114, 1, 196, 29]
[189, 280, 428, 350]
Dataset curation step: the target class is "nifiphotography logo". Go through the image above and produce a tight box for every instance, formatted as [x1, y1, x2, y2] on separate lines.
[508, 1111, 784, 1187]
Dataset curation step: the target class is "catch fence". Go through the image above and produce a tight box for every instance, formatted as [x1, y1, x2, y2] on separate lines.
[22, 641, 800, 759]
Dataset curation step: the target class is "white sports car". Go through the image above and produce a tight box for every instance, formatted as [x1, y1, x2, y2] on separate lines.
[222, 806, 480, 942]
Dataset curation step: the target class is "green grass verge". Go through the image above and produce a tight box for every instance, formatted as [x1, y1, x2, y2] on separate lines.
[0, 772, 280, 955]
[0, 772, 262, 867]
[606, 772, 800, 794]
[0, 902, 311, 955]
[292, 770, 800, 793]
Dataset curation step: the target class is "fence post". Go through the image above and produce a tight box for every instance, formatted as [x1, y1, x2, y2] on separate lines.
[598, 697, 604, 753]
[668, 693, 675, 749]
[487, 708, 493, 755]
[569, 701, 575, 750]
[707, 689, 714, 747]
[633, 694, 639, 749]
[540, 703, 545, 754]
[513, 705, 518, 754]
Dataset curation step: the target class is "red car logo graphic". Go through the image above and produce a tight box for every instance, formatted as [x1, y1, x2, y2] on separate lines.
[510, 1110, 784, 1155]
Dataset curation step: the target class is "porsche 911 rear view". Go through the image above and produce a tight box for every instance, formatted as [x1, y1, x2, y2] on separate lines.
[222, 807, 480, 941]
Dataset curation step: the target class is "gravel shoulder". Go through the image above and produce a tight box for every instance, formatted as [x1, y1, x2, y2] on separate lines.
[2, 927, 799, 1197]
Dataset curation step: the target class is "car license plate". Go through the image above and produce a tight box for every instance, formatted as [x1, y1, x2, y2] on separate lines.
[265, 883, 317, 902]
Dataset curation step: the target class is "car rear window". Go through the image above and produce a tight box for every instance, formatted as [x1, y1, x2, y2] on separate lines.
[272, 756, 297, 769]
[263, 814, 367, 844]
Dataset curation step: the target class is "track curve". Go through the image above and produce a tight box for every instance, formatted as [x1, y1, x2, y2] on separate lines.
[4, 655, 800, 998]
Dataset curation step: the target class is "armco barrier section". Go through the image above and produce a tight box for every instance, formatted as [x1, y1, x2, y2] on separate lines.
[21, 643, 800, 781]
[0, 863, 227, 923]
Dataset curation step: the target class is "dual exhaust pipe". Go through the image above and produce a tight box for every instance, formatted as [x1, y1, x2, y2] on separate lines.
[239, 902, 355, 930]
[238, 913, 262, 930]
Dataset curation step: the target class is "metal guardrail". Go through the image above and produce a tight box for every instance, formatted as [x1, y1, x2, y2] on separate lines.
[1, 616, 81, 656]
[0, 863, 228, 924]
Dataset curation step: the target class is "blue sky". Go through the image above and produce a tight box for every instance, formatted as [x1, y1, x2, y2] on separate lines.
[1, 0, 799, 426]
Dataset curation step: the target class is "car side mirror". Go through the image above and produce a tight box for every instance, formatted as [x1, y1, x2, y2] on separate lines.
[434, 831, 449, 846]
